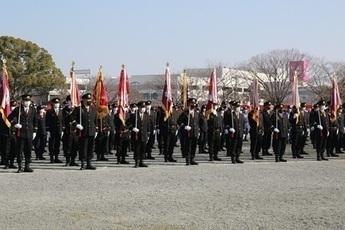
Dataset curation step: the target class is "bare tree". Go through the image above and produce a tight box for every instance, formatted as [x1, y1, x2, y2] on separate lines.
[239, 49, 311, 104]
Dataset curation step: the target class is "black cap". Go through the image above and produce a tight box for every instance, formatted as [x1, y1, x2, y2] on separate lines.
[51, 98, 60, 104]
[37, 105, 46, 111]
[264, 101, 272, 106]
[317, 100, 326, 106]
[274, 104, 284, 110]
[233, 101, 241, 107]
[82, 93, 92, 100]
[146, 100, 152, 106]
[130, 102, 137, 108]
[21, 94, 32, 101]
[10, 101, 17, 107]
[137, 101, 146, 107]
[221, 99, 228, 105]
[229, 100, 235, 106]
[65, 95, 71, 101]
[187, 98, 197, 104]
[300, 102, 306, 107]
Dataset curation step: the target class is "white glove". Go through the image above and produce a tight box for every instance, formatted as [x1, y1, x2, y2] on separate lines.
[14, 123, 22, 129]
[343, 127, 345, 133]
[302, 131, 305, 136]
[132, 127, 139, 133]
[336, 129, 339, 135]
[307, 128, 310, 134]
[310, 126, 315, 132]
[273, 128, 280, 133]
[107, 131, 110, 136]
[32, 132, 36, 140]
[184, 126, 191, 131]
[47, 131, 51, 139]
[317, 125, 323, 130]
[156, 129, 160, 135]
[327, 131, 330, 137]
[175, 130, 178, 136]
[229, 128, 235, 133]
[61, 132, 64, 139]
[153, 130, 156, 135]
[95, 132, 98, 137]
[293, 113, 298, 119]
[224, 129, 229, 135]
[76, 124, 84, 130]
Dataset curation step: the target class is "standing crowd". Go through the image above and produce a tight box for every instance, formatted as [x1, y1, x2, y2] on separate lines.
[0, 93, 343, 173]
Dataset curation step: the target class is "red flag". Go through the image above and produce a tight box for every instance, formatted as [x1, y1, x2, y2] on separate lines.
[289, 61, 309, 81]
[0, 60, 11, 127]
[205, 69, 217, 120]
[162, 63, 173, 121]
[330, 74, 341, 122]
[93, 66, 109, 119]
[117, 65, 130, 125]
[291, 71, 301, 123]
[70, 62, 81, 107]
[251, 73, 260, 125]
[182, 69, 188, 110]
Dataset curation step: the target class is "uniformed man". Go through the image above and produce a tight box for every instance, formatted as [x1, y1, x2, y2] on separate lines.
[310, 100, 329, 161]
[158, 104, 178, 162]
[248, 107, 264, 160]
[114, 105, 131, 164]
[326, 104, 339, 158]
[207, 102, 222, 161]
[145, 100, 156, 160]
[223, 100, 235, 157]
[199, 105, 208, 154]
[226, 101, 245, 164]
[62, 95, 79, 166]
[8, 94, 38, 172]
[95, 113, 110, 161]
[261, 101, 273, 156]
[3, 101, 18, 169]
[271, 104, 289, 162]
[0, 104, 12, 169]
[126, 101, 150, 167]
[74, 93, 98, 170]
[34, 105, 47, 160]
[46, 98, 63, 163]
[289, 103, 306, 159]
[309, 104, 319, 149]
[336, 107, 345, 153]
[108, 103, 117, 155]
[177, 98, 199, 165]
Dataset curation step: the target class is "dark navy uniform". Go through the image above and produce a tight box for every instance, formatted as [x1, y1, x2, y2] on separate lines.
[159, 107, 178, 162]
[207, 108, 222, 161]
[34, 106, 47, 160]
[271, 104, 289, 162]
[248, 109, 264, 160]
[62, 103, 79, 166]
[95, 115, 110, 161]
[126, 101, 150, 167]
[8, 95, 38, 172]
[46, 98, 63, 163]
[177, 98, 199, 165]
[261, 102, 273, 156]
[74, 93, 98, 169]
[145, 102, 156, 160]
[289, 104, 307, 159]
[115, 110, 130, 164]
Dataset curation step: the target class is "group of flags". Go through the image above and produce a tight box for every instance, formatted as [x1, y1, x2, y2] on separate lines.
[0, 60, 343, 129]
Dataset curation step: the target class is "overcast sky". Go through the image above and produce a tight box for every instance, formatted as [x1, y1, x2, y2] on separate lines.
[2, 0, 345, 77]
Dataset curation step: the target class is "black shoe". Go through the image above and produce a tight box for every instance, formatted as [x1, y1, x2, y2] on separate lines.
[190, 161, 198, 165]
[168, 158, 177, 162]
[70, 162, 79, 167]
[231, 160, 236, 164]
[263, 152, 273, 156]
[54, 159, 63, 163]
[255, 156, 263, 160]
[317, 158, 322, 161]
[300, 151, 308, 155]
[98, 157, 109, 161]
[214, 157, 222, 161]
[9, 164, 17, 169]
[330, 153, 339, 157]
[321, 157, 328, 161]
[108, 151, 114, 155]
[139, 163, 148, 167]
[201, 151, 208, 154]
[296, 155, 304, 159]
[279, 159, 287, 162]
[39, 156, 46, 160]
[23, 167, 33, 172]
[236, 160, 244, 164]
[146, 156, 155, 160]
[86, 165, 96, 170]
[120, 160, 130, 164]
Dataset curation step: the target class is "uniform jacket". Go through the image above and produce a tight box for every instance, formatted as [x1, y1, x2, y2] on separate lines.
[62, 107, 78, 134]
[126, 111, 150, 142]
[177, 109, 200, 138]
[73, 104, 98, 137]
[46, 108, 63, 135]
[207, 112, 222, 132]
[8, 105, 38, 138]
[271, 112, 289, 139]
[261, 109, 272, 132]
[248, 110, 264, 135]
[230, 111, 245, 139]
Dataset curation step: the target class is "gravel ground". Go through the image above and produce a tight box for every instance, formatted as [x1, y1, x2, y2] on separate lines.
[1, 141, 345, 230]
